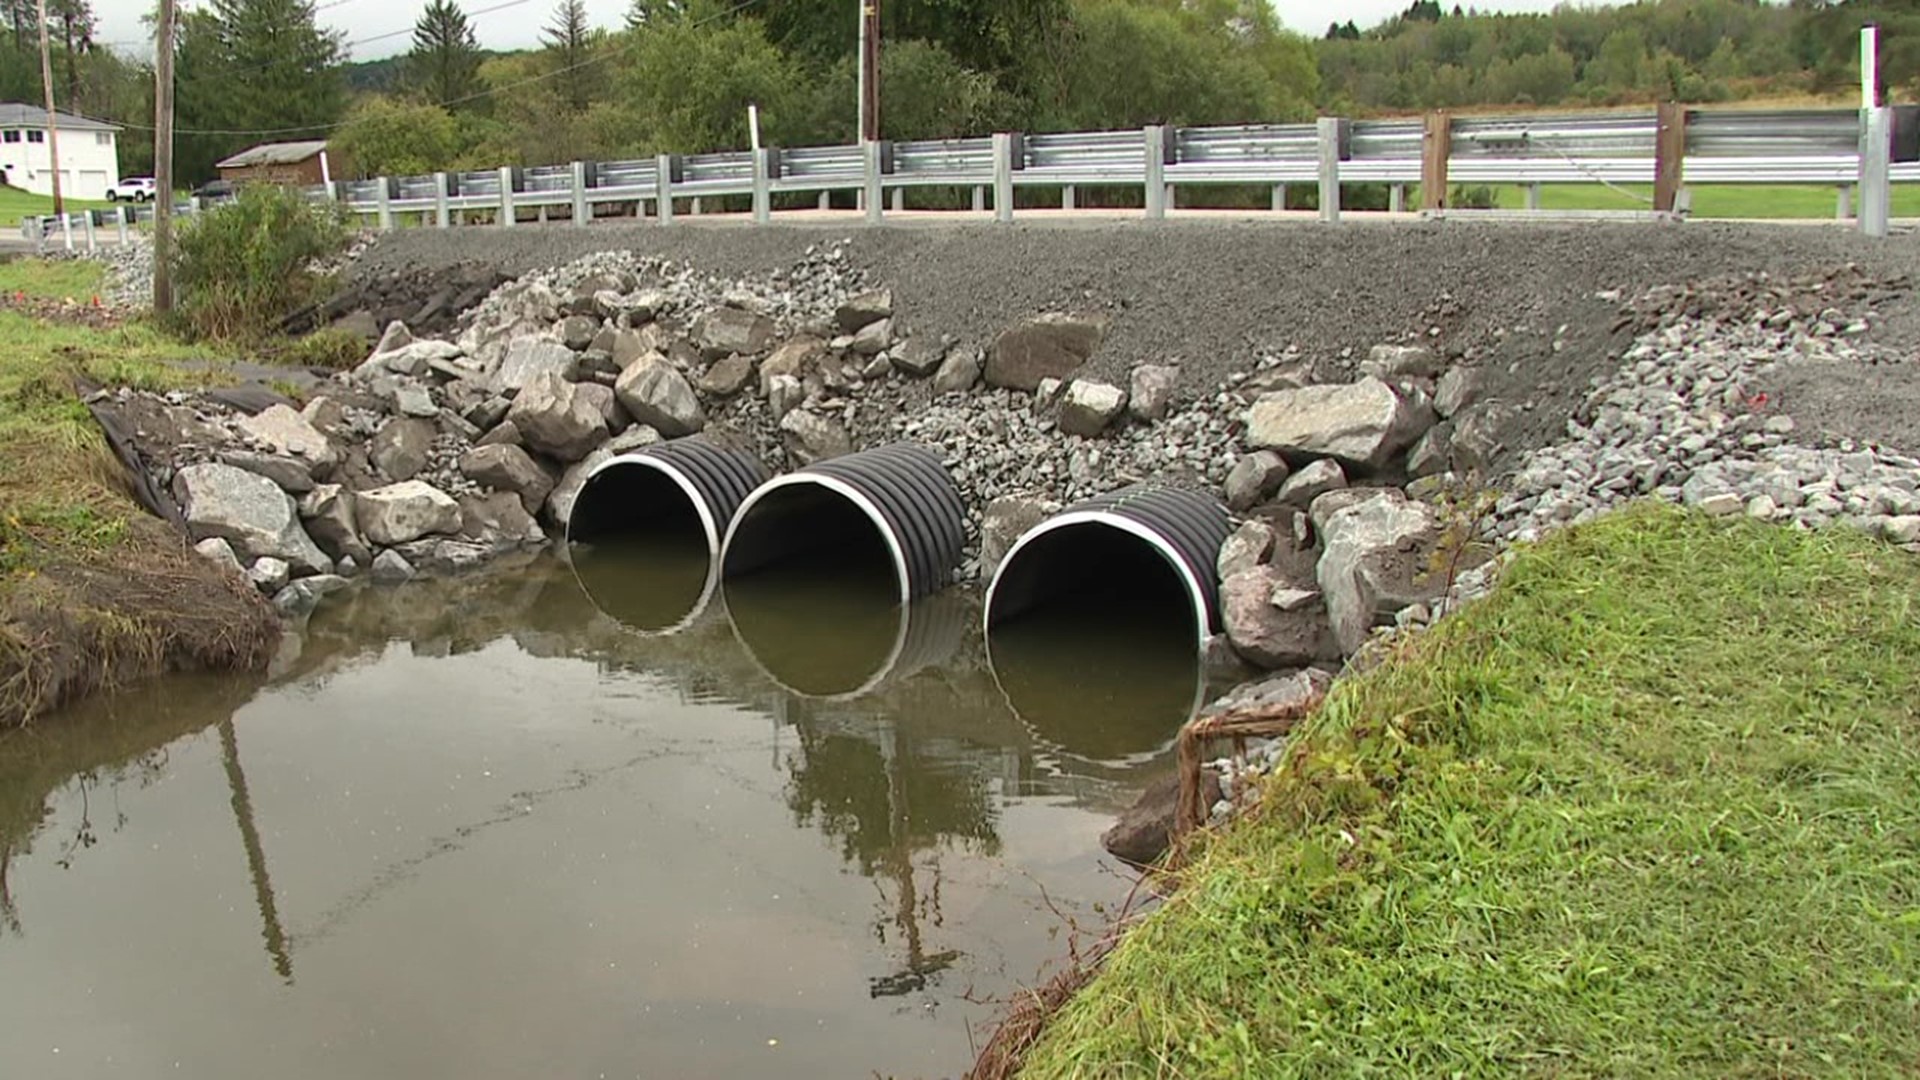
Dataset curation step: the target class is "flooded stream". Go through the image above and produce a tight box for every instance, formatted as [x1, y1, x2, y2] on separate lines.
[0, 552, 1219, 1078]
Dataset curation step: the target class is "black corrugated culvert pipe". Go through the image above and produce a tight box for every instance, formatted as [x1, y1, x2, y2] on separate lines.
[566, 438, 769, 635]
[719, 443, 966, 606]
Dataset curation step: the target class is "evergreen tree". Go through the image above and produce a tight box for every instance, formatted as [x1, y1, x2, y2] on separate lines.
[542, 0, 593, 112]
[49, 0, 93, 108]
[625, 0, 685, 28]
[174, 0, 345, 181]
[408, 0, 482, 109]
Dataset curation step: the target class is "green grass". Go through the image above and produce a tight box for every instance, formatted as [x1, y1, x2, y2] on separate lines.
[0, 256, 106, 300]
[1020, 507, 1920, 1079]
[1464, 182, 1920, 219]
[0, 186, 113, 228]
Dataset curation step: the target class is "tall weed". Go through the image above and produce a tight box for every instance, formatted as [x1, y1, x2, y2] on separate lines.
[172, 186, 349, 342]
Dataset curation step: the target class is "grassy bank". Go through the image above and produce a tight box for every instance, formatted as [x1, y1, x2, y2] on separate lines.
[1017, 508, 1920, 1078]
[0, 187, 115, 228]
[0, 302, 278, 728]
[0, 256, 106, 301]
[1473, 182, 1920, 219]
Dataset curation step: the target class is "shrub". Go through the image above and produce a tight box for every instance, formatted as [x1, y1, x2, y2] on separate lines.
[172, 185, 350, 342]
[272, 327, 366, 372]
[1449, 183, 1498, 209]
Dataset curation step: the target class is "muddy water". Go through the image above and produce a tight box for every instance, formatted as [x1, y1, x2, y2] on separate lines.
[0, 552, 1219, 1079]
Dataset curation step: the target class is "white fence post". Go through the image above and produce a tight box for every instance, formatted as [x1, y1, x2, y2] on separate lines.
[60, 213, 73, 251]
[572, 161, 590, 227]
[656, 154, 675, 224]
[1271, 183, 1287, 212]
[751, 149, 772, 223]
[1062, 184, 1075, 210]
[115, 207, 128, 245]
[82, 211, 96, 252]
[1144, 125, 1168, 220]
[1861, 105, 1891, 237]
[817, 191, 831, 211]
[376, 179, 393, 231]
[972, 186, 985, 212]
[434, 173, 451, 227]
[863, 140, 884, 224]
[1525, 182, 1542, 212]
[992, 133, 1015, 223]
[1317, 117, 1343, 224]
[890, 186, 904, 213]
[1837, 184, 1853, 220]
[498, 165, 516, 228]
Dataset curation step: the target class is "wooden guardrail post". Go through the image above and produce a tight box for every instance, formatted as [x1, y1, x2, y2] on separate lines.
[1653, 102, 1686, 214]
[1421, 110, 1450, 212]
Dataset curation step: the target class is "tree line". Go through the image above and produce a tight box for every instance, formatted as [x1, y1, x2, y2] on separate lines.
[0, 0, 1909, 185]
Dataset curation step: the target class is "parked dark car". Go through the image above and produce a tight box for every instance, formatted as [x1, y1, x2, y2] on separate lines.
[193, 179, 237, 203]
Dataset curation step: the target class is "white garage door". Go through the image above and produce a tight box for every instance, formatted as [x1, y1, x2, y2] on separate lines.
[76, 169, 109, 201]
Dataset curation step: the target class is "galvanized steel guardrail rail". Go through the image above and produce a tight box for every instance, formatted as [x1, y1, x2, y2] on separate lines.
[26, 104, 1919, 251]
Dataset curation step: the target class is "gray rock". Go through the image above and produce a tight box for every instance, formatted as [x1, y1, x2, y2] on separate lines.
[460, 444, 555, 516]
[779, 410, 853, 465]
[1128, 364, 1178, 422]
[849, 318, 893, 358]
[370, 417, 437, 482]
[193, 536, 242, 574]
[767, 375, 804, 422]
[605, 425, 663, 454]
[507, 371, 609, 463]
[355, 481, 464, 546]
[559, 315, 599, 352]
[836, 289, 893, 333]
[236, 404, 338, 472]
[373, 320, 413, 356]
[1102, 768, 1220, 869]
[297, 484, 371, 566]
[173, 463, 331, 576]
[1056, 380, 1128, 438]
[1221, 567, 1339, 669]
[1407, 422, 1453, 478]
[574, 382, 627, 431]
[1216, 520, 1276, 580]
[394, 383, 438, 419]
[546, 447, 615, 531]
[490, 337, 579, 394]
[1277, 459, 1347, 507]
[391, 539, 494, 576]
[1885, 516, 1920, 544]
[607, 325, 669, 370]
[247, 556, 290, 595]
[459, 492, 547, 549]
[380, 340, 464, 377]
[331, 309, 379, 342]
[1309, 487, 1400, 538]
[891, 335, 945, 376]
[1362, 343, 1441, 379]
[861, 353, 893, 380]
[272, 574, 350, 617]
[986, 312, 1109, 391]
[465, 396, 512, 432]
[1316, 491, 1438, 655]
[692, 307, 776, 359]
[760, 336, 827, 395]
[932, 346, 983, 394]
[696, 354, 755, 397]
[1205, 667, 1333, 715]
[1698, 492, 1744, 517]
[980, 496, 1057, 575]
[614, 353, 706, 437]
[336, 555, 360, 577]
[1433, 367, 1483, 418]
[301, 395, 348, 438]
[1245, 378, 1428, 470]
[370, 549, 416, 584]
[1449, 402, 1516, 475]
[1224, 451, 1289, 512]
[220, 451, 315, 495]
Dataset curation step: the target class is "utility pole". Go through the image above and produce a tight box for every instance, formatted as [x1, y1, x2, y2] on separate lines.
[858, 0, 879, 143]
[154, 0, 176, 313]
[34, 0, 62, 217]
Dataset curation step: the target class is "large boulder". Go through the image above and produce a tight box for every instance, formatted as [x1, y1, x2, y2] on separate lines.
[696, 354, 755, 397]
[986, 312, 1109, 391]
[236, 404, 338, 473]
[220, 451, 315, 495]
[779, 409, 852, 465]
[835, 289, 893, 333]
[1361, 343, 1442, 380]
[369, 416, 437, 482]
[1129, 364, 1179, 422]
[1407, 422, 1453, 478]
[1449, 402, 1517, 475]
[614, 353, 706, 438]
[1204, 668, 1334, 716]
[767, 375, 804, 421]
[1056, 380, 1128, 438]
[980, 495, 1057, 575]
[558, 315, 599, 352]
[1245, 378, 1429, 470]
[1316, 491, 1439, 655]
[297, 484, 371, 567]
[1101, 768, 1221, 868]
[1216, 520, 1276, 580]
[1434, 367, 1483, 418]
[459, 492, 547, 550]
[545, 447, 614, 531]
[354, 481, 464, 546]
[933, 346, 982, 394]
[607, 325, 670, 370]
[849, 318, 893, 357]
[490, 337, 578, 394]
[1221, 566, 1340, 669]
[1277, 458, 1346, 507]
[460, 444, 555, 516]
[760, 337, 828, 395]
[891, 335, 945, 377]
[507, 371, 609, 463]
[172, 463, 330, 576]
[692, 307, 776, 359]
[1223, 451, 1290, 512]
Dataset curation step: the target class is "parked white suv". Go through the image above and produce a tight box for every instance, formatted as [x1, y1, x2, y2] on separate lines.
[106, 177, 157, 202]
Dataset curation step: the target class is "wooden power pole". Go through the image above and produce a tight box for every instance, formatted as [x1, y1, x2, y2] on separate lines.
[33, 0, 62, 217]
[858, 0, 879, 142]
[153, 0, 176, 313]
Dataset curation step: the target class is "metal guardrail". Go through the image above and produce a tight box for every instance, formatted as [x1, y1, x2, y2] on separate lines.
[24, 106, 1916, 248]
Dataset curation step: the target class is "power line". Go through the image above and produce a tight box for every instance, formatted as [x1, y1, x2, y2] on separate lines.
[102, 0, 769, 138]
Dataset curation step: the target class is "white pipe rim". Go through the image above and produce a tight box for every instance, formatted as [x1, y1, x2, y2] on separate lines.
[982, 510, 1213, 649]
[719, 472, 913, 608]
[569, 453, 723, 555]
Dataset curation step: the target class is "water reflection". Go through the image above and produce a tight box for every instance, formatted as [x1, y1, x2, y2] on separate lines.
[570, 533, 718, 635]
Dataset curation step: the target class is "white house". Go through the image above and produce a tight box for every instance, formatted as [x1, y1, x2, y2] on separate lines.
[0, 103, 121, 201]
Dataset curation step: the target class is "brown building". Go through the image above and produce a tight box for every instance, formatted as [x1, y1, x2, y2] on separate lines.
[214, 140, 343, 186]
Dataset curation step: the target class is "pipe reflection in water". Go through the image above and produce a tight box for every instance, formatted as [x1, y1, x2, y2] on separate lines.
[570, 533, 719, 635]
[987, 568, 1205, 766]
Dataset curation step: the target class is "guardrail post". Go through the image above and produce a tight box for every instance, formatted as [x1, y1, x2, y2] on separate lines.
[1316, 117, 1343, 223]
[656, 154, 675, 224]
[816, 191, 831, 211]
[1421, 110, 1450, 212]
[752, 148, 772, 224]
[972, 185, 985, 212]
[434, 172, 451, 227]
[1837, 184, 1853, 220]
[82, 211, 96, 252]
[992, 133, 1015, 223]
[1062, 184, 1075, 210]
[890, 187, 904, 213]
[1861, 105, 1892, 237]
[691, 197, 702, 215]
[1525, 183, 1542, 211]
[572, 161, 590, 227]
[1271, 183, 1287, 212]
[862, 140, 884, 224]
[1144, 125, 1169, 220]
[498, 165, 516, 227]
[115, 206, 128, 245]
[60, 213, 73, 251]
[1653, 102, 1686, 215]
[376, 178, 394, 231]
[1389, 184, 1406, 213]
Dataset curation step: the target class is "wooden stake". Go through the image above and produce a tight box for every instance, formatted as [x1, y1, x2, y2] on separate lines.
[1421, 110, 1450, 212]
[34, 0, 62, 217]
[1653, 102, 1687, 215]
[153, 0, 176, 313]
[860, 0, 880, 142]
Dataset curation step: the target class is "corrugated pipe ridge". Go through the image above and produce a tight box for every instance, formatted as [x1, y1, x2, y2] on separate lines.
[568, 437, 771, 552]
[984, 484, 1233, 643]
[720, 443, 966, 604]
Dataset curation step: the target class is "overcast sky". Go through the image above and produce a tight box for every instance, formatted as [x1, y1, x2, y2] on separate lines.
[93, 0, 1568, 62]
